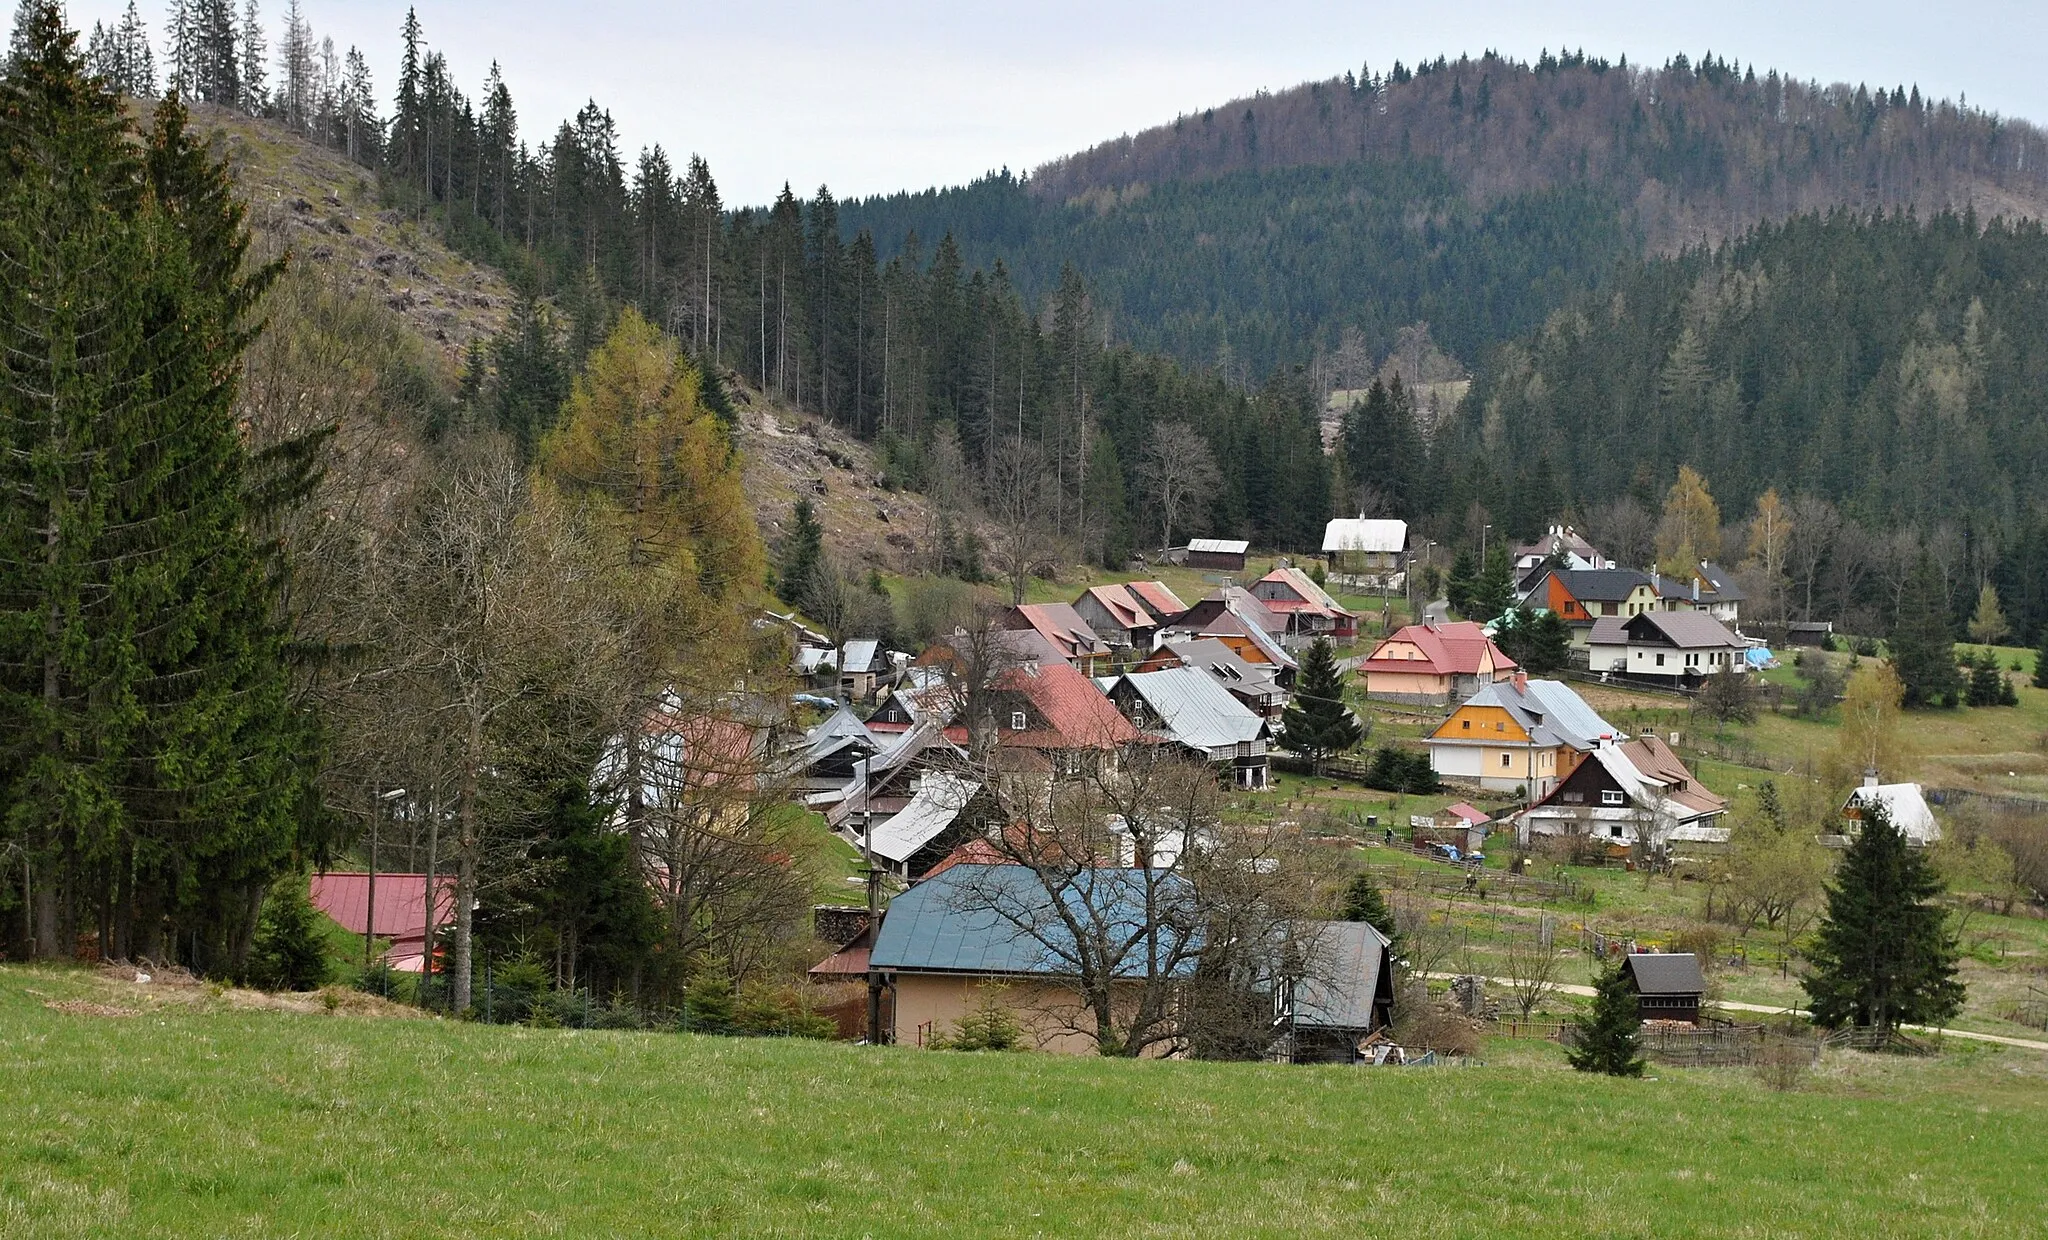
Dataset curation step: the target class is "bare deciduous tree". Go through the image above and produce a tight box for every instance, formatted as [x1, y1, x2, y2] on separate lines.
[984, 436, 1056, 605]
[1139, 422, 1221, 553]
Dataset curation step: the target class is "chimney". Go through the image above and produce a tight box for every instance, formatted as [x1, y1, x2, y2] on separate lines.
[1863, 768, 1880, 789]
[1512, 670, 1528, 694]
[1692, 577, 1701, 603]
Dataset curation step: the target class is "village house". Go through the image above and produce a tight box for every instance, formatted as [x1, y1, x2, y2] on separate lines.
[1511, 524, 1610, 586]
[1512, 734, 1728, 852]
[793, 639, 896, 703]
[1070, 581, 1189, 651]
[308, 872, 457, 973]
[1587, 611, 1749, 686]
[1360, 619, 1516, 705]
[1135, 638, 1288, 719]
[1620, 952, 1707, 1025]
[1178, 537, 1251, 573]
[1103, 665, 1272, 790]
[1157, 589, 1299, 683]
[1272, 921, 1397, 1064]
[1249, 565, 1359, 642]
[1426, 674, 1621, 798]
[1840, 774, 1942, 846]
[846, 771, 986, 879]
[985, 657, 1148, 794]
[1004, 603, 1113, 673]
[1520, 568, 1661, 644]
[784, 702, 884, 797]
[1690, 562, 1745, 627]
[1410, 802, 1493, 854]
[819, 720, 963, 828]
[1321, 517, 1409, 581]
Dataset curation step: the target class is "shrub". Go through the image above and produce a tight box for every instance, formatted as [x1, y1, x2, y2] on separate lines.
[247, 873, 330, 992]
[1389, 982, 1482, 1055]
[1754, 1037, 1816, 1091]
[484, 956, 550, 1024]
[683, 972, 735, 1034]
[1667, 926, 1725, 971]
[932, 983, 1024, 1051]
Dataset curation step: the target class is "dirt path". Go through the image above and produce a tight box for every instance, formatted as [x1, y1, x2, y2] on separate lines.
[1422, 972, 2048, 1052]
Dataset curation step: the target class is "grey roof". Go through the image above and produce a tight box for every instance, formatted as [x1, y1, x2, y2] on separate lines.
[1290, 921, 1390, 1031]
[1112, 667, 1268, 751]
[1456, 678, 1621, 750]
[1623, 952, 1705, 996]
[867, 773, 980, 864]
[1643, 611, 1746, 649]
[1697, 562, 1746, 602]
[839, 639, 884, 673]
[1188, 537, 1250, 554]
[1543, 568, 1653, 603]
[870, 864, 1197, 977]
[1166, 639, 1282, 694]
[797, 703, 881, 768]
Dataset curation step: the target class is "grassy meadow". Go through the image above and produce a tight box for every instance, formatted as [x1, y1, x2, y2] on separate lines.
[3, 965, 2046, 1239]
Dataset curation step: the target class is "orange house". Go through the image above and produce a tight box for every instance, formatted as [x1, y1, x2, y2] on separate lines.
[1425, 674, 1621, 797]
[1360, 620, 1514, 706]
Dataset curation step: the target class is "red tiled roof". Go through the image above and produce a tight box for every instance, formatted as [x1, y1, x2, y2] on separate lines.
[1361, 621, 1516, 678]
[921, 837, 1019, 878]
[1126, 580, 1188, 619]
[997, 660, 1145, 750]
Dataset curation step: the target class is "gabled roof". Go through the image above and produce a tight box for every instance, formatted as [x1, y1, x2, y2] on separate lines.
[999, 660, 1146, 750]
[1126, 580, 1188, 619]
[1322, 518, 1408, 555]
[1080, 584, 1158, 633]
[1445, 678, 1620, 750]
[1111, 667, 1269, 751]
[1187, 537, 1250, 555]
[1290, 921, 1392, 1031]
[869, 863, 1197, 976]
[1843, 782, 1942, 844]
[1622, 952, 1706, 996]
[1255, 565, 1356, 620]
[1159, 639, 1283, 695]
[839, 639, 885, 673]
[1593, 610, 1746, 650]
[1511, 525, 1603, 566]
[867, 772, 981, 865]
[309, 873, 456, 944]
[1443, 802, 1491, 826]
[1697, 562, 1746, 602]
[1007, 603, 1111, 661]
[795, 702, 882, 769]
[1618, 735, 1728, 820]
[1364, 621, 1515, 678]
[1540, 568, 1654, 604]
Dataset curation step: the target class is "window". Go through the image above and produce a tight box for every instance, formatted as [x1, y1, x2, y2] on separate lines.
[1563, 791, 1584, 804]
[1462, 719, 1471, 730]
[1495, 721, 1504, 732]
[1601, 790, 1625, 806]
[1655, 653, 1665, 667]
[1009, 711, 1027, 731]
[1501, 753, 1513, 769]
[1610, 824, 1625, 838]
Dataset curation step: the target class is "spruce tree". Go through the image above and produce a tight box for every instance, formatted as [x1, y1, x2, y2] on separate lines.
[1568, 959, 1647, 1076]
[778, 497, 825, 614]
[1280, 637, 1362, 772]
[1804, 801, 1964, 1032]
[2032, 625, 2048, 690]
[1965, 649, 2004, 707]
[1468, 543, 1515, 621]
[1339, 870, 1401, 960]
[1445, 548, 1477, 616]
[1888, 553, 1961, 708]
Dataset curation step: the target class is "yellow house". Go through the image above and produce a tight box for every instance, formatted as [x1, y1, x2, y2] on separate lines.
[1426, 674, 1621, 798]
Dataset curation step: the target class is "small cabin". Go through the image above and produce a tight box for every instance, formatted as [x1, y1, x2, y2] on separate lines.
[1619, 952, 1705, 1025]
[1182, 538, 1250, 572]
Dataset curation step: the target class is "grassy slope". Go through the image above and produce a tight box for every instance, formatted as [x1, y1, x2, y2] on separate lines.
[4, 967, 2045, 1240]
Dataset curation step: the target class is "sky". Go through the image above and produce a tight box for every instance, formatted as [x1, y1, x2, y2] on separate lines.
[60, 1, 2048, 206]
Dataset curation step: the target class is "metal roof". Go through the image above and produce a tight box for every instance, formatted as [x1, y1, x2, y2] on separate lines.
[839, 639, 883, 673]
[1454, 678, 1620, 751]
[1111, 667, 1268, 750]
[1541, 568, 1653, 604]
[869, 863, 1197, 976]
[1289, 920, 1391, 1031]
[1321, 518, 1408, 554]
[1623, 952, 1705, 996]
[1843, 782, 1942, 844]
[1188, 538, 1250, 554]
[867, 772, 980, 864]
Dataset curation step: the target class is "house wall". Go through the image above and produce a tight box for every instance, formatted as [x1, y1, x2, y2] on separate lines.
[1185, 551, 1247, 571]
[891, 973, 1160, 1055]
[1363, 668, 1450, 704]
[1434, 704, 1532, 744]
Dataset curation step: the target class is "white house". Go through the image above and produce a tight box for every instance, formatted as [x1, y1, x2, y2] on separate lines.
[1841, 776, 1942, 846]
[1588, 612, 1749, 685]
[1321, 517, 1408, 580]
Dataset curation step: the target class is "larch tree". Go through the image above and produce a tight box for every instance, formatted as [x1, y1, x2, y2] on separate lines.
[1743, 487, 1793, 625]
[1654, 465, 1720, 579]
[1823, 662, 1909, 790]
[1966, 582, 2009, 646]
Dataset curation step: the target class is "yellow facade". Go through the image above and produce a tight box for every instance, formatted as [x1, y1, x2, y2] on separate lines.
[1433, 703, 1531, 743]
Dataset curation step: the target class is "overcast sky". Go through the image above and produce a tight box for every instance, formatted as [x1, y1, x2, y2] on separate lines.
[60, 1, 2048, 205]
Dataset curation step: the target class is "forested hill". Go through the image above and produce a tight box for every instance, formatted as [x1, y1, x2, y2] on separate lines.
[1436, 208, 2048, 640]
[841, 51, 2048, 376]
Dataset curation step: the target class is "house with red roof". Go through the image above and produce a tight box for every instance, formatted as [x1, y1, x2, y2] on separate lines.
[989, 659, 1146, 771]
[309, 872, 457, 973]
[1003, 603, 1112, 672]
[1360, 620, 1516, 705]
[1250, 565, 1358, 642]
[1070, 581, 1189, 650]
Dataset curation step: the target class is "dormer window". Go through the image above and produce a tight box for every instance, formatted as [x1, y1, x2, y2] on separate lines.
[1601, 790, 1625, 806]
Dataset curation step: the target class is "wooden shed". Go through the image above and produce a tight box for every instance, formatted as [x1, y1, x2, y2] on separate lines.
[1182, 538, 1250, 572]
[1619, 952, 1705, 1025]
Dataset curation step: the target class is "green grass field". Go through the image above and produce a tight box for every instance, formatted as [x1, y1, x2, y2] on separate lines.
[3, 966, 2045, 1239]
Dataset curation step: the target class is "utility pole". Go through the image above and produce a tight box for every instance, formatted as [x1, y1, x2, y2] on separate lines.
[862, 755, 885, 1045]
[365, 783, 379, 970]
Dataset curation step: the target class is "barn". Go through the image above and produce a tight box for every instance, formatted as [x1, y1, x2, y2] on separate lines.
[1182, 538, 1250, 572]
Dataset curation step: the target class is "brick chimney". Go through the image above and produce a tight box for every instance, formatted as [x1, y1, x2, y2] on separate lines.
[1512, 670, 1528, 694]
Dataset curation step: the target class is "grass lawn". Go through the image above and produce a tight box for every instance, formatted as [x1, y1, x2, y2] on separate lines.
[4, 965, 2046, 1238]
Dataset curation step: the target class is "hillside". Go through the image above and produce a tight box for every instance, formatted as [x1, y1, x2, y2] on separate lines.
[192, 106, 928, 575]
[841, 51, 2048, 376]
[5, 965, 2045, 1238]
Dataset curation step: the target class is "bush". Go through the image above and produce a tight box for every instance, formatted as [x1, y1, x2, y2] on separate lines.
[1366, 746, 1437, 794]
[931, 983, 1024, 1051]
[683, 972, 735, 1034]
[484, 956, 550, 1024]
[1754, 1037, 1816, 1092]
[1667, 926, 1725, 971]
[1388, 982, 1482, 1055]
[247, 873, 330, 992]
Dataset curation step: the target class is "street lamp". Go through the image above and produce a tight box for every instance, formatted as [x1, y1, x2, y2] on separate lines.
[367, 786, 407, 970]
